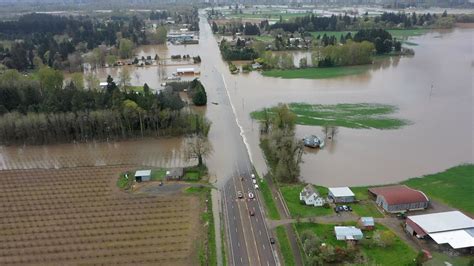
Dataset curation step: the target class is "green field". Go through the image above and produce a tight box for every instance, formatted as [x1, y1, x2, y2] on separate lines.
[310, 29, 429, 40]
[403, 164, 474, 214]
[251, 103, 409, 130]
[280, 184, 333, 218]
[276, 226, 296, 266]
[295, 222, 417, 265]
[227, 12, 310, 21]
[349, 202, 384, 218]
[262, 65, 371, 79]
[259, 178, 281, 220]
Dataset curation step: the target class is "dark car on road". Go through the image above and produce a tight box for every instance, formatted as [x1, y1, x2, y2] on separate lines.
[237, 191, 243, 199]
[269, 237, 275, 244]
[249, 209, 255, 216]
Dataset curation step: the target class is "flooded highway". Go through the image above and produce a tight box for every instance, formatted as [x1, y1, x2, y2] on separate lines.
[1, 13, 472, 187]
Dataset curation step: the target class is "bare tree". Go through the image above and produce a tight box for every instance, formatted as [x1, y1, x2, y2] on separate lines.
[118, 68, 131, 90]
[184, 136, 213, 166]
[322, 124, 339, 140]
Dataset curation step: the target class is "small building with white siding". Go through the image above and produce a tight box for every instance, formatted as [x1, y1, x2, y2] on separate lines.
[299, 184, 325, 207]
[334, 226, 363, 241]
[135, 170, 151, 182]
[328, 187, 355, 203]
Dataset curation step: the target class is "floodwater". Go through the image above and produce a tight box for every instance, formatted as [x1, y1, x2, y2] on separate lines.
[0, 138, 194, 170]
[1, 12, 472, 187]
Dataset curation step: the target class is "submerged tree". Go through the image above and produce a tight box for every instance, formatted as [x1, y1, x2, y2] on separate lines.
[185, 135, 213, 166]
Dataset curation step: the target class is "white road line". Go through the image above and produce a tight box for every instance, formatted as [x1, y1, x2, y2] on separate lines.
[259, 230, 262, 236]
[233, 215, 236, 220]
[263, 244, 265, 250]
[238, 242, 240, 247]
[235, 228, 237, 233]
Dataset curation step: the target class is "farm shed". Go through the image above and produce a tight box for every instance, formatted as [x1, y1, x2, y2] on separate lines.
[358, 217, 375, 230]
[334, 226, 363, 241]
[328, 187, 355, 203]
[299, 184, 325, 207]
[135, 170, 151, 182]
[405, 211, 474, 249]
[176, 67, 197, 75]
[368, 185, 429, 213]
[166, 168, 184, 180]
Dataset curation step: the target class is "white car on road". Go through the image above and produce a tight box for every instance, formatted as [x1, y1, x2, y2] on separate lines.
[248, 192, 254, 199]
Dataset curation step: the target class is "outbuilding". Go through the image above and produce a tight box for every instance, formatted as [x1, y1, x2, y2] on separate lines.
[358, 217, 375, 230]
[176, 67, 198, 75]
[135, 170, 151, 182]
[299, 184, 325, 207]
[405, 211, 474, 250]
[328, 187, 355, 203]
[334, 226, 363, 241]
[166, 168, 184, 180]
[368, 185, 429, 213]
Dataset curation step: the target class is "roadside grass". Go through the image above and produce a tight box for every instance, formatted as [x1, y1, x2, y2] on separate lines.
[403, 164, 474, 214]
[251, 103, 409, 130]
[262, 65, 370, 79]
[295, 222, 416, 265]
[280, 184, 333, 218]
[276, 226, 296, 266]
[191, 186, 217, 266]
[259, 178, 281, 220]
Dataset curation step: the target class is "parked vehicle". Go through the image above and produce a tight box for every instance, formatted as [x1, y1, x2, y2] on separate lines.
[254, 184, 259, 190]
[251, 174, 255, 179]
[252, 179, 257, 184]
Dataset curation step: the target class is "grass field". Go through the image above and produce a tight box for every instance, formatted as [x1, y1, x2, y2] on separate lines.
[0, 166, 203, 265]
[295, 222, 417, 265]
[403, 164, 474, 214]
[310, 29, 429, 40]
[349, 202, 384, 218]
[227, 12, 310, 21]
[262, 65, 371, 79]
[259, 178, 281, 220]
[280, 184, 333, 218]
[251, 103, 409, 130]
[276, 226, 296, 266]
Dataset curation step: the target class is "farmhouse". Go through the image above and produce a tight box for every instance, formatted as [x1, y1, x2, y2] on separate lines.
[135, 170, 151, 182]
[299, 184, 325, 207]
[166, 168, 184, 180]
[334, 226, 363, 241]
[358, 217, 375, 230]
[405, 211, 474, 250]
[328, 187, 355, 203]
[368, 185, 429, 213]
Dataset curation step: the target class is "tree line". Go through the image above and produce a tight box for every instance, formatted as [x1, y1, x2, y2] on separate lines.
[219, 38, 259, 61]
[0, 69, 210, 145]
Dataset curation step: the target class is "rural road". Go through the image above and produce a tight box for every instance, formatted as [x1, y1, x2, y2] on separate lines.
[197, 11, 278, 266]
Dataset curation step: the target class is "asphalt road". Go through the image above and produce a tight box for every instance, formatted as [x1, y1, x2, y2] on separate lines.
[196, 11, 278, 265]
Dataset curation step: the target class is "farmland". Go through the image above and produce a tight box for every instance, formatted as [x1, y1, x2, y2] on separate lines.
[0, 166, 203, 265]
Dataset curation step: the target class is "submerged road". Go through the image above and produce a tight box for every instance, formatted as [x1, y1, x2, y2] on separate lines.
[196, 11, 279, 266]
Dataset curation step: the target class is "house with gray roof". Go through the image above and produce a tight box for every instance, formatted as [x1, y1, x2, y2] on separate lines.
[299, 184, 325, 207]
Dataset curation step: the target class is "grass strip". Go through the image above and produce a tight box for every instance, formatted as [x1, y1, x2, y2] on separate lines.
[276, 226, 296, 266]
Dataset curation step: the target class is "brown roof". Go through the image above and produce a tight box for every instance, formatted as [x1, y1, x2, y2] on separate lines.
[368, 185, 429, 205]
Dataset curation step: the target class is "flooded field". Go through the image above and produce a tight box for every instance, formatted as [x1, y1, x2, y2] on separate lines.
[1, 13, 472, 187]
[0, 138, 194, 170]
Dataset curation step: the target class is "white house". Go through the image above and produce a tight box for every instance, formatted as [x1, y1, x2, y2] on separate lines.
[299, 184, 325, 207]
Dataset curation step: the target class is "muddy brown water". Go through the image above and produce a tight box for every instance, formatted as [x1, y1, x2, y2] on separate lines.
[1, 14, 473, 187]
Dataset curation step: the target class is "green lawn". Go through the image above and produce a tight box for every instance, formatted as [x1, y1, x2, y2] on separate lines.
[349, 202, 383, 218]
[276, 226, 296, 266]
[151, 168, 167, 181]
[360, 224, 417, 265]
[295, 222, 417, 265]
[116, 173, 132, 189]
[254, 35, 274, 42]
[280, 184, 333, 218]
[426, 252, 473, 266]
[183, 171, 201, 181]
[262, 65, 371, 79]
[259, 179, 281, 220]
[403, 164, 474, 214]
[251, 103, 409, 130]
[227, 12, 310, 21]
